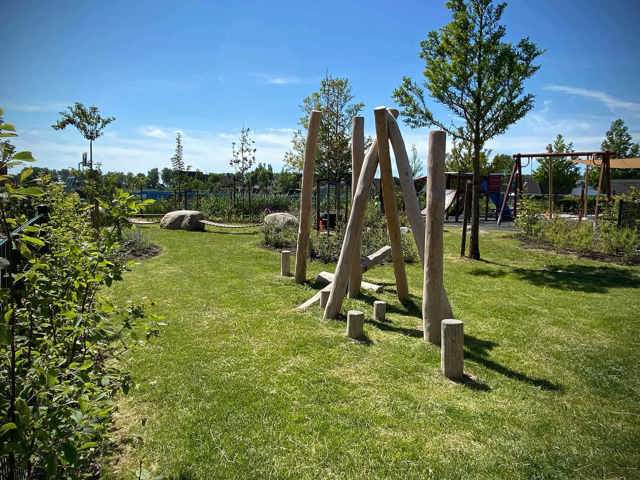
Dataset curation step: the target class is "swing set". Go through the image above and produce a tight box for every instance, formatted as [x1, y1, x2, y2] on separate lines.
[497, 150, 617, 224]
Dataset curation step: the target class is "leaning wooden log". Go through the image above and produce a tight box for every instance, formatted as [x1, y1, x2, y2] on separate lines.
[374, 106, 409, 302]
[323, 140, 381, 319]
[422, 130, 451, 345]
[360, 245, 391, 272]
[348, 116, 365, 298]
[295, 109, 322, 284]
[315, 271, 383, 293]
[296, 283, 332, 311]
[386, 108, 425, 262]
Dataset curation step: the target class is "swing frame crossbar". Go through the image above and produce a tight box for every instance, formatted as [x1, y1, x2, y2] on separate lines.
[497, 150, 614, 225]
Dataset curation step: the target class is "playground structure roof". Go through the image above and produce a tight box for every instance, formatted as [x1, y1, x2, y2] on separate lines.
[573, 157, 640, 169]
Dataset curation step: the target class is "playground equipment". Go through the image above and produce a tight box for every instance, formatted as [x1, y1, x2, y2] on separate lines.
[292, 105, 454, 346]
[442, 172, 509, 222]
[496, 150, 630, 225]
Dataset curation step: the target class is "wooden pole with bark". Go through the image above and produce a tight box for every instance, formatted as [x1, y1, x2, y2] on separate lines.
[386, 109, 424, 261]
[294, 110, 322, 283]
[348, 116, 365, 298]
[374, 107, 409, 302]
[422, 131, 450, 345]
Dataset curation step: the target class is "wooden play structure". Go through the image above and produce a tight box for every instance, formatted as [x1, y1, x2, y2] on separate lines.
[292, 106, 456, 348]
[496, 150, 633, 224]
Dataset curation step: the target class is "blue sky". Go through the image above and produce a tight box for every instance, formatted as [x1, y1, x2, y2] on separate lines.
[3, 0, 640, 174]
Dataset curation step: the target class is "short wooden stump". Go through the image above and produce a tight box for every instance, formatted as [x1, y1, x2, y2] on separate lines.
[441, 319, 464, 380]
[319, 289, 330, 308]
[280, 250, 293, 277]
[373, 300, 386, 322]
[346, 310, 365, 339]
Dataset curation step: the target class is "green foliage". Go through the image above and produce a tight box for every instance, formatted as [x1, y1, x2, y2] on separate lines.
[602, 118, 640, 179]
[262, 201, 419, 264]
[1, 113, 156, 477]
[393, 0, 542, 259]
[516, 197, 638, 263]
[230, 127, 256, 180]
[201, 194, 292, 223]
[445, 138, 491, 173]
[532, 134, 581, 194]
[52, 103, 115, 143]
[284, 73, 364, 180]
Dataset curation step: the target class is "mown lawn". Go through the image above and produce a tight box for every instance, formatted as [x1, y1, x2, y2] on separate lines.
[105, 225, 640, 479]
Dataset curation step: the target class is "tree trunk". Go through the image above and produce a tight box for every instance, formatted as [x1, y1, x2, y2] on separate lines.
[468, 140, 481, 260]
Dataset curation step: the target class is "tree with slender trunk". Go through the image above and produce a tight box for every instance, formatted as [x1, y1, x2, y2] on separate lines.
[52, 102, 115, 170]
[393, 0, 542, 259]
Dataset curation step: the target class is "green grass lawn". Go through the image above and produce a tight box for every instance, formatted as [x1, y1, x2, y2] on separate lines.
[105, 225, 640, 479]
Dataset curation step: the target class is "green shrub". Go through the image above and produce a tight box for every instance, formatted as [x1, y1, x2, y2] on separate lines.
[202, 194, 292, 222]
[262, 222, 297, 250]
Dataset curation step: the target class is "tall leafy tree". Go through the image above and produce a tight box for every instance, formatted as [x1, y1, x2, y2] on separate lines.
[533, 134, 580, 195]
[52, 102, 115, 168]
[602, 118, 640, 179]
[490, 153, 514, 174]
[393, 0, 542, 259]
[146, 167, 160, 189]
[284, 73, 364, 181]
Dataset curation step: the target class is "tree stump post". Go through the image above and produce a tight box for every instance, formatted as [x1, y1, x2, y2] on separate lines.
[280, 250, 292, 277]
[373, 300, 386, 322]
[348, 116, 365, 298]
[441, 319, 464, 380]
[319, 289, 330, 309]
[423, 131, 448, 345]
[295, 110, 322, 283]
[346, 310, 364, 339]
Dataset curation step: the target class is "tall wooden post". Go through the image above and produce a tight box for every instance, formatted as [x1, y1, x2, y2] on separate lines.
[386, 109, 425, 262]
[581, 164, 589, 220]
[374, 107, 409, 303]
[295, 110, 322, 284]
[348, 116, 365, 298]
[423, 131, 448, 345]
[324, 143, 381, 319]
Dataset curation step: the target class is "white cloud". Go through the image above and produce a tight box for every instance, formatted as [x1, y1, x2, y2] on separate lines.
[251, 73, 304, 85]
[545, 85, 640, 114]
[3, 102, 68, 113]
[139, 126, 171, 139]
[10, 125, 296, 173]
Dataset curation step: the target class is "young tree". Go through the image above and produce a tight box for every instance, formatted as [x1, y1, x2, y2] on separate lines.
[170, 132, 187, 193]
[533, 134, 580, 195]
[230, 127, 256, 185]
[284, 73, 364, 181]
[52, 102, 115, 168]
[602, 119, 640, 179]
[409, 144, 425, 178]
[393, 0, 542, 259]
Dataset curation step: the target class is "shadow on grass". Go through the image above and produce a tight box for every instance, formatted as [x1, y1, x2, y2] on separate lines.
[468, 267, 508, 278]
[464, 334, 561, 392]
[456, 373, 491, 392]
[512, 264, 640, 293]
[368, 319, 423, 338]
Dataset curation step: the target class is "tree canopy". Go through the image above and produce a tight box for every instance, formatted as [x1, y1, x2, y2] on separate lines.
[284, 73, 364, 181]
[533, 134, 580, 194]
[602, 119, 640, 179]
[393, 0, 542, 259]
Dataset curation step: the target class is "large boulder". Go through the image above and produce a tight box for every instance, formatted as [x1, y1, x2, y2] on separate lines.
[160, 210, 205, 231]
[264, 212, 298, 230]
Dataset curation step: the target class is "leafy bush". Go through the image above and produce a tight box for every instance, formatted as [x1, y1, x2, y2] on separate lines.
[1, 113, 157, 478]
[515, 197, 639, 263]
[201, 194, 292, 222]
[262, 222, 297, 250]
[262, 201, 420, 264]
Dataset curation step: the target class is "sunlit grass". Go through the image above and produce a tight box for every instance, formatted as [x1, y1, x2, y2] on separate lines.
[104, 225, 640, 479]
